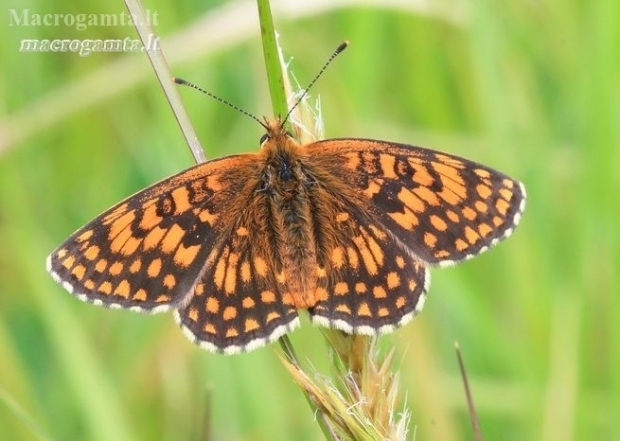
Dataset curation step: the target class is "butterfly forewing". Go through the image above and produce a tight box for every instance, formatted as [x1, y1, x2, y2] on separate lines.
[304, 139, 526, 267]
[47, 154, 262, 312]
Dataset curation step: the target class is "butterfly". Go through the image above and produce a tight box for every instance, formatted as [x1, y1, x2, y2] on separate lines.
[47, 114, 526, 354]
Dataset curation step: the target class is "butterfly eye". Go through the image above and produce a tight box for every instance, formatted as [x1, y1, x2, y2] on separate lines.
[259, 134, 269, 145]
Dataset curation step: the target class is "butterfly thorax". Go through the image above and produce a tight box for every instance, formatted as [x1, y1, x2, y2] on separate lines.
[257, 121, 320, 308]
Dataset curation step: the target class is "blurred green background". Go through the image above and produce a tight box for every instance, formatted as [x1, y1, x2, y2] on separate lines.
[1, 0, 618, 440]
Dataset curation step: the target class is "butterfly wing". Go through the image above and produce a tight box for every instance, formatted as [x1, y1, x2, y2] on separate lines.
[301, 138, 525, 332]
[304, 139, 526, 266]
[46, 154, 262, 313]
[174, 189, 300, 353]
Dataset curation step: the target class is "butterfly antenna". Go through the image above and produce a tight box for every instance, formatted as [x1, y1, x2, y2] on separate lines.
[281, 41, 349, 127]
[173, 77, 268, 130]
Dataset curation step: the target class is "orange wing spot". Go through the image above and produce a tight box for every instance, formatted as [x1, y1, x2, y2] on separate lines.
[475, 200, 489, 213]
[282, 292, 295, 306]
[395, 296, 407, 309]
[476, 184, 492, 199]
[170, 186, 191, 213]
[254, 257, 268, 277]
[499, 188, 514, 201]
[261, 290, 276, 303]
[398, 187, 425, 213]
[163, 274, 176, 289]
[57, 248, 68, 259]
[223, 306, 237, 321]
[493, 216, 504, 227]
[373, 286, 387, 299]
[188, 307, 199, 322]
[455, 238, 469, 251]
[114, 280, 131, 298]
[388, 207, 419, 231]
[395, 256, 406, 269]
[160, 224, 185, 253]
[315, 287, 329, 301]
[331, 247, 346, 268]
[355, 241, 379, 276]
[408, 279, 418, 291]
[71, 264, 86, 280]
[225, 327, 239, 338]
[433, 160, 465, 183]
[213, 251, 226, 290]
[245, 318, 260, 332]
[379, 154, 398, 179]
[334, 282, 349, 296]
[99, 281, 113, 295]
[147, 258, 162, 277]
[76, 230, 94, 243]
[366, 233, 384, 265]
[109, 261, 124, 276]
[84, 279, 95, 290]
[133, 288, 147, 301]
[95, 259, 108, 273]
[266, 311, 281, 323]
[236, 226, 249, 236]
[502, 178, 515, 189]
[138, 204, 161, 230]
[424, 232, 438, 248]
[430, 214, 448, 231]
[316, 266, 327, 279]
[475, 168, 491, 178]
[155, 294, 171, 303]
[195, 282, 205, 296]
[336, 212, 349, 222]
[357, 302, 372, 317]
[129, 259, 142, 274]
[335, 304, 352, 315]
[343, 248, 358, 270]
[414, 186, 441, 206]
[173, 243, 201, 268]
[464, 226, 480, 245]
[84, 245, 100, 261]
[143, 227, 167, 251]
[102, 204, 129, 224]
[478, 223, 493, 237]
[462, 206, 477, 221]
[410, 162, 435, 186]
[120, 236, 141, 257]
[198, 209, 218, 225]
[206, 296, 219, 313]
[224, 252, 240, 295]
[363, 179, 383, 198]
[242, 297, 255, 308]
[434, 250, 450, 259]
[276, 270, 287, 284]
[343, 152, 361, 170]
[61, 255, 76, 270]
[378, 307, 390, 317]
[240, 261, 251, 283]
[110, 225, 134, 254]
[204, 323, 217, 335]
[495, 198, 510, 215]
[108, 211, 136, 240]
[355, 282, 367, 294]
[387, 272, 401, 289]
[369, 224, 387, 240]
[438, 185, 464, 204]
[446, 210, 460, 223]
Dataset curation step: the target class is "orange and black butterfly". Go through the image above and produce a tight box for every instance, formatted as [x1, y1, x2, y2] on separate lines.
[47, 46, 526, 354]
